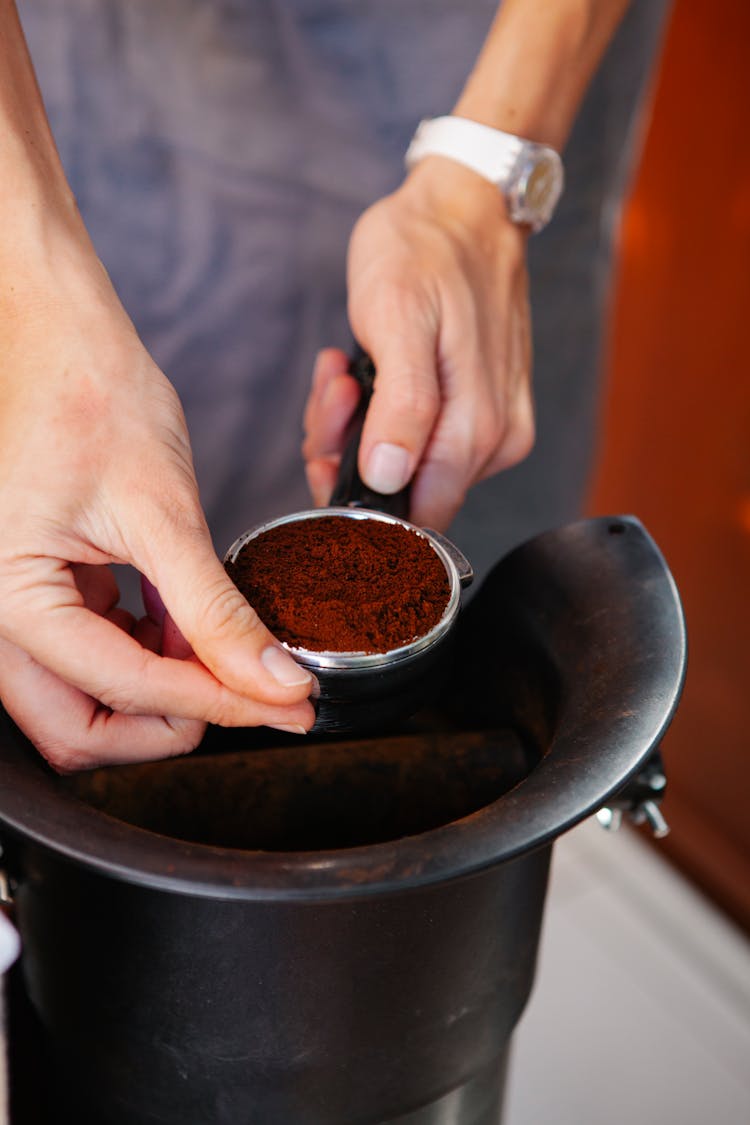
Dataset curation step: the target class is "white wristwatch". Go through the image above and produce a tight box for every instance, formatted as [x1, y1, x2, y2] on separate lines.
[405, 115, 564, 233]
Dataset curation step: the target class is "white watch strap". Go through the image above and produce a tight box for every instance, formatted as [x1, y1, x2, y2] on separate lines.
[405, 116, 530, 184]
[404, 115, 564, 232]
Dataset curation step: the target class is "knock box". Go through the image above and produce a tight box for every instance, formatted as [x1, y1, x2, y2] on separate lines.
[0, 516, 686, 1125]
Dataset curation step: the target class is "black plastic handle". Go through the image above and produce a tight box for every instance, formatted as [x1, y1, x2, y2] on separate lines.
[328, 347, 411, 520]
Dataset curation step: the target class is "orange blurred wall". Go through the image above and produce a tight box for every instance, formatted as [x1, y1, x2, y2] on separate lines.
[589, 0, 750, 929]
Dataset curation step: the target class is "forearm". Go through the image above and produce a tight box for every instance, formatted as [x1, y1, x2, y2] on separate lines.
[0, 0, 85, 254]
[453, 0, 631, 149]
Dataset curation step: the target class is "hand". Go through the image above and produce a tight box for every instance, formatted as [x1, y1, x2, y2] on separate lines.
[303, 157, 534, 530]
[0, 238, 315, 771]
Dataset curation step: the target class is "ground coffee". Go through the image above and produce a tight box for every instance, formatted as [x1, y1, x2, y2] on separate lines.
[226, 515, 451, 653]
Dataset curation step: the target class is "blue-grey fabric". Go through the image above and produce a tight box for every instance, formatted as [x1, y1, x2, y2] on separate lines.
[19, 0, 670, 598]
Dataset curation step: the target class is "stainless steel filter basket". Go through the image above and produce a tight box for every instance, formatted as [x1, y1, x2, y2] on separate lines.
[224, 506, 473, 733]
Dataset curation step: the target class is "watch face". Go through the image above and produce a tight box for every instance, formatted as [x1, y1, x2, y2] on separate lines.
[516, 152, 564, 230]
[525, 159, 557, 210]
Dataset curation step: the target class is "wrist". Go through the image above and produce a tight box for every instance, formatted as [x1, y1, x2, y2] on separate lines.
[400, 155, 525, 243]
[404, 117, 563, 234]
[0, 186, 111, 307]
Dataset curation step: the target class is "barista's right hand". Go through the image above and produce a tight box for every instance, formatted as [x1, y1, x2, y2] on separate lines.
[0, 234, 315, 773]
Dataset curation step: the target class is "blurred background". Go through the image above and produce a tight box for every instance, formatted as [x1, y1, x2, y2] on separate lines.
[588, 0, 749, 934]
[505, 2, 750, 1120]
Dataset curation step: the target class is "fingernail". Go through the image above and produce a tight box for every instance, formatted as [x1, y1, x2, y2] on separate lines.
[268, 722, 309, 736]
[366, 442, 411, 494]
[261, 645, 312, 688]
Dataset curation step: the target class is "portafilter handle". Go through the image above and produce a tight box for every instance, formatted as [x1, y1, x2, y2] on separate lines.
[328, 347, 411, 520]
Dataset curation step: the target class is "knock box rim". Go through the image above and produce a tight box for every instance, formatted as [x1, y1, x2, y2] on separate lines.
[0, 516, 687, 903]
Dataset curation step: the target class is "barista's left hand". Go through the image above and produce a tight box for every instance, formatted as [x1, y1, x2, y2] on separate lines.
[302, 156, 534, 531]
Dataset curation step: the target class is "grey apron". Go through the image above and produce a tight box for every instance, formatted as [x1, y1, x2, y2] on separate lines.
[19, 0, 670, 595]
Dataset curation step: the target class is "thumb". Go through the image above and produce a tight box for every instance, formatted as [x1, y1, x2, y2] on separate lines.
[354, 311, 441, 496]
[148, 530, 314, 704]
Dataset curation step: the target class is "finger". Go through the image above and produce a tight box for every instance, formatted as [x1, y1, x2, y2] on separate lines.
[302, 370, 361, 464]
[80, 564, 160, 656]
[303, 347, 351, 436]
[408, 451, 468, 531]
[133, 615, 161, 654]
[0, 634, 206, 772]
[304, 456, 339, 508]
[410, 362, 533, 528]
[405, 323, 491, 529]
[480, 291, 535, 477]
[71, 563, 120, 616]
[0, 563, 314, 729]
[146, 530, 316, 705]
[161, 610, 193, 660]
[353, 302, 441, 496]
[302, 367, 363, 506]
[104, 606, 137, 634]
[141, 573, 166, 626]
[482, 380, 536, 477]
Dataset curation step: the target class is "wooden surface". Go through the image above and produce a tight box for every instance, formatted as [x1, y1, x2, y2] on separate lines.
[589, 0, 750, 929]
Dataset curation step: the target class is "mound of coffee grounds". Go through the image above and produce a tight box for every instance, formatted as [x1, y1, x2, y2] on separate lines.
[226, 515, 451, 653]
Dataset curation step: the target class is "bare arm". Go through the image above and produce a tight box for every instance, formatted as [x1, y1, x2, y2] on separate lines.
[454, 0, 631, 146]
[0, 1, 315, 770]
[0, 0, 73, 214]
[303, 1, 632, 528]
